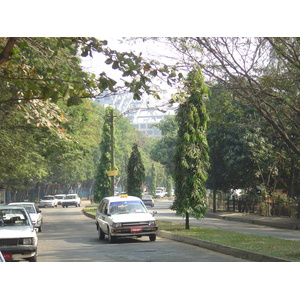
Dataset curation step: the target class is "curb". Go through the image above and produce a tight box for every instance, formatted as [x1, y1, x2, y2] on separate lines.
[82, 208, 290, 262]
[157, 230, 290, 262]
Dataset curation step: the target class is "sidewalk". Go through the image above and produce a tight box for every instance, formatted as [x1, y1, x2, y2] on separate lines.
[205, 209, 300, 230]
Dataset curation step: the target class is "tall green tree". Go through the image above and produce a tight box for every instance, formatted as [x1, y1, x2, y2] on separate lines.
[172, 67, 210, 229]
[150, 163, 157, 196]
[127, 143, 145, 198]
[94, 107, 112, 202]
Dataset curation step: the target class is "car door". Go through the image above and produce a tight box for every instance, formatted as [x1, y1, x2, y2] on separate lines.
[98, 200, 109, 234]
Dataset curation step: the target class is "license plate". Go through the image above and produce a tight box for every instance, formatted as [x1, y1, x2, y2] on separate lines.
[130, 227, 142, 233]
[3, 253, 12, 260]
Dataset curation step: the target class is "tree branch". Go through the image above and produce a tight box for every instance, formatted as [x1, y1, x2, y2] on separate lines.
[0, 37, 17, 65]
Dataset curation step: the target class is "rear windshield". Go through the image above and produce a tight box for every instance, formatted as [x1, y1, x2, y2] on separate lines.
[109, 201, 147, 215]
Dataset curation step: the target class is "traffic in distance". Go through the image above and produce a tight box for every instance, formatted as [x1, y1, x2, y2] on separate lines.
[0, 193, 160, 262]
[0, 193, 81, 262]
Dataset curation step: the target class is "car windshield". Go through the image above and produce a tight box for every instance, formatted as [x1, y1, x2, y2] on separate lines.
[0, 208, 30, 227]
[66, 195, 76, 199]
[43, 197, 53, 200]
[19, 205, 36, 214]
[55, 195, 64, 199]
[109, 201, 147, 215]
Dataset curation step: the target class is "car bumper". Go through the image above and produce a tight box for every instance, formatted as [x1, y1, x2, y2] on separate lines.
[142, 201, 154, 206]
[0, 246, 37, 261]
[62, 201, 79, 206]
[39, 203, 54, 207]
[111, 226, 158, 237]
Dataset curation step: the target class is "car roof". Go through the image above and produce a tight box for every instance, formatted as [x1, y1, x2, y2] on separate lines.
[103, 196, 142, 202]
[8, 202, 36, 205]
[0, 205, 28, 210]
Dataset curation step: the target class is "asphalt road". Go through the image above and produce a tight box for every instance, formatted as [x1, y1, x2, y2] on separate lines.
[37, 204, 247, 262]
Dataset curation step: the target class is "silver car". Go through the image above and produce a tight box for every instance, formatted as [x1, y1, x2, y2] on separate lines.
[8, 202, 43, 232]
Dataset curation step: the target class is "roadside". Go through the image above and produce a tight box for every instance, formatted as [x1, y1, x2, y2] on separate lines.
[82, 202, 299, 262]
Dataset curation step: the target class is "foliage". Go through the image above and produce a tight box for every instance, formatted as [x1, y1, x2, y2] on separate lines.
[127, 143, 145, 198]
[149, 163, 157, 196]
[172, 67, 210, 229]
[94, 107, 113, 202]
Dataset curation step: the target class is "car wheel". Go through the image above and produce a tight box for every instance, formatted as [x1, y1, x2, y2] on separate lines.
[38, 226, 42, 233]
[27, 254, 37, 262]
[149, 234, 156, 242]
[98, 226, 105, 240]
[108, 228, 116, 243]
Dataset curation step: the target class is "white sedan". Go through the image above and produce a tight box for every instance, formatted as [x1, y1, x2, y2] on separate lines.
[8, 202, 43, 232]
[95, 195, 158, 243]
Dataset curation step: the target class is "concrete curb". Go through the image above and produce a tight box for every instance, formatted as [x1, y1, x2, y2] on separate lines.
[157, 230, 290, 262]
[82, 208, 290, 262]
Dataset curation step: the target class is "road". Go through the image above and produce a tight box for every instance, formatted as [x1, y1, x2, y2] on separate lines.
[155, 199, 300, 241]
[37, 203, 247, 262]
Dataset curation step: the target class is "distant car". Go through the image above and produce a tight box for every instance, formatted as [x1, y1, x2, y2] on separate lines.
[8, 202, 43, 232]
[155, 190, 165, 198]
[95, 195, 157, 243]
[142, 194, 154, 207]
[55, 194, 66, 205]
[61, 194, 81, 208]
[39, 195, 58, 208]
[0, 205, 38, 262]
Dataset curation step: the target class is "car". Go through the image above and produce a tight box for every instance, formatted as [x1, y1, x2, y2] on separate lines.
[8, 202, 43, 232]
[39, 195, 58, 208]
[61, 194, 81, 208]
[95, 195, 158, 243]
[55, 194, 66, 205]
[142, 194, 154, 207]
[155, 190, 165, 198]
[0, 205, 38, 262]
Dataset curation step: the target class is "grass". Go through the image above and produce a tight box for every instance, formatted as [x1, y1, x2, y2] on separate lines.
[157, 220, 300, 261]
[83, 206, 300, 261]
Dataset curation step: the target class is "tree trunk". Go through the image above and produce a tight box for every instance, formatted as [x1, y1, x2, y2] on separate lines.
[185, 212, 190, 229]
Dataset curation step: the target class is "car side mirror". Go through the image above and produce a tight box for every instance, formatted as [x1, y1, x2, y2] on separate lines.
[152, 211, 157, 216]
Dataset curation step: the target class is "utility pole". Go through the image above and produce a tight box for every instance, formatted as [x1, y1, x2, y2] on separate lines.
[110, 108, 115, 196]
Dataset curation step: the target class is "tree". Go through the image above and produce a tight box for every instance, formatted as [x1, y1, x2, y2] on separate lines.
[94, 107, 112, 202]
[172, 67, 210, 229]
[149, 163, 157, 196]
[127, 143, 145, 198]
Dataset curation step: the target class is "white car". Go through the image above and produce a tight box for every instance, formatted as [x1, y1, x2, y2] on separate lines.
[39, 195, 58, 208]
[95, 195, 157, 243]
[61, 194, 81, 208]
[0, 205, 38, 262]
[8, 202, 43, 232]
[55, 194, 66, 205]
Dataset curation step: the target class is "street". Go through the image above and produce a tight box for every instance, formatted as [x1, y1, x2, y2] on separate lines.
[37, 203, 247, 262]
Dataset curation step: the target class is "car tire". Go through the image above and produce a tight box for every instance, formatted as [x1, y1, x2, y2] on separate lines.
[38, 227, 42, 233]
[27, 254, 37, 262]
[98, 226, 105, 240]
[149, 234, 156, 242]
[108, 228, 116, 243]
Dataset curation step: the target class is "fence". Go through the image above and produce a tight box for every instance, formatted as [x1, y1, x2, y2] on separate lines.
[207, 192, 300, 219]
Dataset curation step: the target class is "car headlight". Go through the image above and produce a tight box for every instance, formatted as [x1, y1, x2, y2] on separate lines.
[22, 238, 33, 245]
[112, 222, 122, 228]
[149, 221, 156, 226]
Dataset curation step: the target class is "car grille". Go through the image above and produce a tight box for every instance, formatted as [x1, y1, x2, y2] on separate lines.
[121, 221, 149, 227]
[0, 238, 19, 246]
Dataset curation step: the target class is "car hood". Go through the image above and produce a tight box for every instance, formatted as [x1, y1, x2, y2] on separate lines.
[0, 226, 36, 238]
[110, 213, 155, 223]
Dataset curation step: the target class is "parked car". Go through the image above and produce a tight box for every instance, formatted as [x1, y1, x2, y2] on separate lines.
[95, 195, 157, 243]
[55, 194, 66, 205]
[142, 194, 154, 207]
[61, 194, 81, 208]
[39, 195, 58, 208]
[8, 202, 43, 232]
[0, 205, 38, 262]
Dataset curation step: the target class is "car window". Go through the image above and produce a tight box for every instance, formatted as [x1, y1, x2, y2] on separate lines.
[0, 208, 30, 227]
[109, 201, 147, 215]
[22, 205, 35, 214]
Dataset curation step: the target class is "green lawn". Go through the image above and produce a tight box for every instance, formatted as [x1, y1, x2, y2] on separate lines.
[83, 206, 300, 261]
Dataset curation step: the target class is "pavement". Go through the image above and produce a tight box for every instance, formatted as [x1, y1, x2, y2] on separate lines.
[205, 209, 300, 230]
